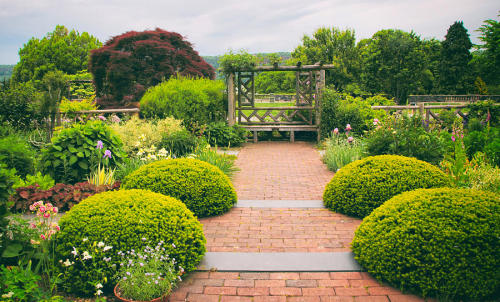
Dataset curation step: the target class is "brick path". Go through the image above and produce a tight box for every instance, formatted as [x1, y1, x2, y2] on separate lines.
[201, 208, 360, 252]
[232, 142, 333, 200]
[168, 142, 431, 302]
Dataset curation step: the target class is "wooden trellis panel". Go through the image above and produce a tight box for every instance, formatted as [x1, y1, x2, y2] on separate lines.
[237, 107, 313, 125]
[237, 72, 255, 107]
[296, 71, 314, 106]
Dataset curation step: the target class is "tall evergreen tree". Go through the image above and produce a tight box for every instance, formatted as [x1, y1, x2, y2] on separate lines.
[438, 21, 474, 94]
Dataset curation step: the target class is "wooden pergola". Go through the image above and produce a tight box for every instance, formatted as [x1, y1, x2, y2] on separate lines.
[226, 64, 334, 142]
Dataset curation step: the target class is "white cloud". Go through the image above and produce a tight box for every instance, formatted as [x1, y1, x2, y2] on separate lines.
[0, 0, 498, 64]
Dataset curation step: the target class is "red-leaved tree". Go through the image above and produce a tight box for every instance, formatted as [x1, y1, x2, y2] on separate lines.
[89, 29, 215, 108]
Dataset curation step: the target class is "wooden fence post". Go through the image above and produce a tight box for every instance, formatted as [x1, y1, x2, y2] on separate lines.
[228, 72, 235, 126]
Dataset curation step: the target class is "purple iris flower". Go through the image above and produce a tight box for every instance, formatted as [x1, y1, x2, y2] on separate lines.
[96, 140, 103, 149]
[103, 150, 112, 159]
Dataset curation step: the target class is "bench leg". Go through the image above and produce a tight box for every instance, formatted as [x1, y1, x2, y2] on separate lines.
[290, 130, 295, 142]
[253, 131, 258, 143]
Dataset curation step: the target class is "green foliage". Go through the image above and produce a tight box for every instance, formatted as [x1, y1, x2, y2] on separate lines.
[122, 159, 237, 217]
[109, 116, 184, 156]
[0, 135, 35, 178]
[475, 15, 500, 90]
[359, 29, 428, 103]
[467, 158, 500, 193]
[195, 147, 239, 179]
[114, 157, 147, 181]
[352, 188, 500, 301]
[40, 120, 126, 183]
[319, 88, 393, 137]
[218, 50, 257, 73]
[205, 121, 248, 147]
[467, 100, 499, 126]
[140, 77, 226, 125]
[0, 164, 17, 261]
[55, 189, 206, 296]
[322, 135, 364, 172]
[365, 114, 446, 165]
[12, 25, 101, 84]
[292, 27, 360, 91]
[0, 82, 41, 130]
[59, 97, 97, 118]
[159, 129, 199, 158]
[323, 155, 450, 218]
[67, 70, 95, 99]
[438, 21, 474, 94]
[13, 172, 55, 191]
[255, 71, 295, 93]
[464, 126, 500, 166]
[0, 263, 46, 301]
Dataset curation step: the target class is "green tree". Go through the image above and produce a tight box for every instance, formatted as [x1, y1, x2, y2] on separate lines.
[359, 29, 427, 103]
[255, 71, 295, 93]
[292, 27, 360, 91]
[473, 15, 500, 93]
[438, 21, 474, 94]
[12, 25, 101, 84]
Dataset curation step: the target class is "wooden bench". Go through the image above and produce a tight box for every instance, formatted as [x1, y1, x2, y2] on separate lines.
[241, 125, 319, 143]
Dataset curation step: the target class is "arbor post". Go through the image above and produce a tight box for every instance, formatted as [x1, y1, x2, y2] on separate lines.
[228, 72, 235, 126]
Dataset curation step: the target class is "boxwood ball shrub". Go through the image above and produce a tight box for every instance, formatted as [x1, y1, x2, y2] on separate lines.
[352, 188, 500, 301]
[55, 189, 206, 296]
[122, 158, 237, 217]
[323, 155, 450, 218]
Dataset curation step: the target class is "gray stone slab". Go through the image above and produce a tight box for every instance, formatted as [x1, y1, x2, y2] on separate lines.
[236, 200, 324, 208]
[198, 252, 362, 272]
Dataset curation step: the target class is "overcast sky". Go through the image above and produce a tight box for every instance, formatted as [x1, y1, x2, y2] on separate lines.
[0, 0, 498, 64]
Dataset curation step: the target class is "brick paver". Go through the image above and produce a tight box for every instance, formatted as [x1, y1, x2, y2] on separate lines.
[201, 207, 360, 252]
[168, 272, 434, 302]
[168, 142, 432, 301]
[232, 141, 333, 200]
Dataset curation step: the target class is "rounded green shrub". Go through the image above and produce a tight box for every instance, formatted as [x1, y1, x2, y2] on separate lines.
[55, 189, 206, 296]
[122, 158, 237, 217]
[323, 155, 450, 218]
[40, 120, 126, 183]
[140, 76, 226, 125]
[352, 188, 500, 301]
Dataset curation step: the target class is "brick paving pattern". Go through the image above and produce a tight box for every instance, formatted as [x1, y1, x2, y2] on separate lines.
[168, 272, 432, 302]
[232, 141, 333, 200]
[168, 142, 432, 301]
[201, 208, 360, 252]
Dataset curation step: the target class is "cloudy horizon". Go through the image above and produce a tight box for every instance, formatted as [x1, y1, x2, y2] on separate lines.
[0, 0, 498, 64]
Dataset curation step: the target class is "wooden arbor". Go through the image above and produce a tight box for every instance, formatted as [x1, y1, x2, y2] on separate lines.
[227, 64, 333, 142]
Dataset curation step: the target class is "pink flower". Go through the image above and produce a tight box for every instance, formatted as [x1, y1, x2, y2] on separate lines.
[451, 135, 455, 142]
[55, 225, 60, 231]
[96, 140, 103, 149]
[30, 223, 36, 229]
[29, 205, 35, 211]
[39, 206, 46, 213]
[373, 118, 379, 125]
[333, 128, 339, 135]
[43, 212, 50, 218]
[53, 207, 58, 213]
[347, 136, 354, 143]
[345, 124, 352, 131]
[40, 234, 46, 240]
[98, 115, 106, 121]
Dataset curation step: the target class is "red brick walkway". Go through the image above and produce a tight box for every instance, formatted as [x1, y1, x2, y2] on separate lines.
[232, 141, 333, 200]
[201, 208, 360, 252]
[168, 142, 431, 302]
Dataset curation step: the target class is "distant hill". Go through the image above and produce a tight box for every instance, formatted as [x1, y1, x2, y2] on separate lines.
[0, 65, 14, 81]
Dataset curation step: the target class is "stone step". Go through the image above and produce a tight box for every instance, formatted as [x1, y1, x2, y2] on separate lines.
[198, 252, 362, 272]
[236, 200, 324, 208]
